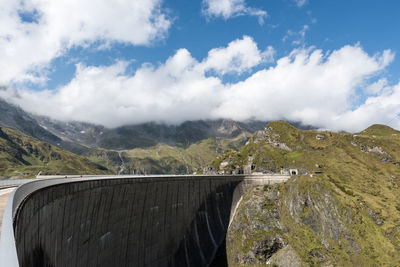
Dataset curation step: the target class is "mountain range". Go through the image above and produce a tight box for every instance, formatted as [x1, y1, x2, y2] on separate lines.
[0, 97, 279, 176]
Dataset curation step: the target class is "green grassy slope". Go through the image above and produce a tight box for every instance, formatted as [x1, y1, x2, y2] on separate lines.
[208, 121, 400, 266]
[0, 127, 112, 177]
[87, 134, 249, 174]
[360, 124, 399, 137]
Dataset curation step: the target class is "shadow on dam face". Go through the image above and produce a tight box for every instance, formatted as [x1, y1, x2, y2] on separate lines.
[12, 176, 245, 267]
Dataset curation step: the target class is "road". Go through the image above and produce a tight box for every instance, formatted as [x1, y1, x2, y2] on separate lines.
[0, 188, 15, 234]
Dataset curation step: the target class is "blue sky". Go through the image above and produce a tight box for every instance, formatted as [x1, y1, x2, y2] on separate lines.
[45, 0, 400, 89]
[1, 0, 400, 131]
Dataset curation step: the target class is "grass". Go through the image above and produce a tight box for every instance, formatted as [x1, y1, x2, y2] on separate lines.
[360, 124, 400, 137]
[285, 151, 303, 161]
[0, 127, 112, 177]
[87, 135, 250, 174]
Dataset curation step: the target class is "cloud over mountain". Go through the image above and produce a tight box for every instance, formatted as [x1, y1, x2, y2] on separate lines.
[1, 36, 399, 132]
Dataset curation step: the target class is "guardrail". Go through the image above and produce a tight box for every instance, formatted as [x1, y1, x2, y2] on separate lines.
[0, 179, 37, 188]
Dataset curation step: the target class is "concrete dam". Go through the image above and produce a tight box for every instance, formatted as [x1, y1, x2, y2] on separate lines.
[0, 175, 289, 267]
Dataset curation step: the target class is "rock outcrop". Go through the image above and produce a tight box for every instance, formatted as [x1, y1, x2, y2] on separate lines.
[212, 121, 400, 266]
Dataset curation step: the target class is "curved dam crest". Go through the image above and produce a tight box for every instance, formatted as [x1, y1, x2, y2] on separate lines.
[1, 175, 289, 267]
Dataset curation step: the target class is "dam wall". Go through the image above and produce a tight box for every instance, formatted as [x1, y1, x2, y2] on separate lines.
[2, 175, 290, 267]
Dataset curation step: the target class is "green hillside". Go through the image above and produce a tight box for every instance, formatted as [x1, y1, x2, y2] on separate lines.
[87, 134, 249, 174]
[205, 121, 400, 266]
[360, 124, 400, 137]
[0, 127, 112, 178]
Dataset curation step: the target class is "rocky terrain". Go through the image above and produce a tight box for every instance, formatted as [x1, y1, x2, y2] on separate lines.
[206, 121, 400, 266]
[86, 134, 251, 175]
[82, 120, 263, 174]
[35, 116, 268, 150]
[0, 98, 319, 175]
[0, 97, 272, 174]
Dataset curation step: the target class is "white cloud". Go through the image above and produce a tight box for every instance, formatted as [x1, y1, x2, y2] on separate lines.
[200, 36, 275, 75]
[202, 0, 267, 24]
[0, 0, 171, 85]
[328, 84, 400, 132]
[214, 45, 396, 131]
[365, 78, 388, 95]
[1, 38, 398, 132]
[1, 36, 267, 126]
[2, 52, 224, 127]
[283, 25, 309, 46]
[294, 0, 308, 7]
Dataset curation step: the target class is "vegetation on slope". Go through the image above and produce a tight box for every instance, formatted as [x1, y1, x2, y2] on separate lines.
[209, 121, 400, 266]
[360, 124, 400, 137]
[87, 134, 249, 174]
[0, 127, 112, 178]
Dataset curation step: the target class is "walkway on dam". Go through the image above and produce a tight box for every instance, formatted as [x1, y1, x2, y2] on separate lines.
[0, 188, 14, 234]
[0, 178, 42, 234]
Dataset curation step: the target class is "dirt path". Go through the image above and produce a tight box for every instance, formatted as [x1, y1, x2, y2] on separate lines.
[0, 188, 15, 234]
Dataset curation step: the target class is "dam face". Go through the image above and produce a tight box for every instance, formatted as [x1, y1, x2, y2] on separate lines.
[2, 175, 289, 267]
[14, 176, 243, 267]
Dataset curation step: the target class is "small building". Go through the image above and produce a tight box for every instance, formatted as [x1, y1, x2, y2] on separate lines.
[281, 168, 299, 175]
